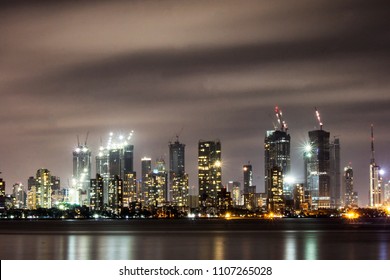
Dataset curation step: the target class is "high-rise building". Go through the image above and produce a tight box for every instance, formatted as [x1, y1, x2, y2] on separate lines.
[150, 158, 168, 207]
[108, 175, 123, 215]
[141, 157, 152, 204]
[96, 132, 134, 205]
[243, 164, 256, 210]
[96, 145, 110, 204]
[217, 187, 232, 211]
[330, 137, 341, 208]
[304, 129, 331, 209]
[73, 143, 91, 206]
[267, 166, 284, 214]
[198, 140, 222, 208]
[109, 143, 134, 179]
[169, 138, 188, 206]
[0, 178, 5, 197]
[122, 172, 138, 208]
[12, 183, 26, 209]
[264, 129, 291, 199]
[28, 169, 52, 209]
[384, 181, 390, 205]
[369, 125, 382, 207]
[0, 178, 5, 210]
[343, 165, 358, 208]
[227, 181, 242, 207]
[90, 174, 104, 211]
[243, 163, 253, 193]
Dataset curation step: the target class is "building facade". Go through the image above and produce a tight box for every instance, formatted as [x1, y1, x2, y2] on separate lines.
[169, 138, 189, 207]
[264, 130, 291, 201]
[304, 129, 331, 209]
[343, 166, 358, 208]
[73, 144, 91, 206]
[198, 140, 222, 209]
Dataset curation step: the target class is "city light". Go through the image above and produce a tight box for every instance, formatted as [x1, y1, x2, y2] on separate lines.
[344, 211, 359, 219]
[214, 160, 221, 168]
[284, 175, 295, 185]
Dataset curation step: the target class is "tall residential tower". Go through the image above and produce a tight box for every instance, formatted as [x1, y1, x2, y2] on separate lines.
[198, 140, 222, 209]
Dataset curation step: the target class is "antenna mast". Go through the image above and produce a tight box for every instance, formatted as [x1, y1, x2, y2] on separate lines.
[371, 124, 375, 164]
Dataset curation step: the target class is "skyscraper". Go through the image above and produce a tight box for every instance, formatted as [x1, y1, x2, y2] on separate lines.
[343, 165, 358, 208]
[0, 178, 5, 210]
[267, 166, 284, 214]
[108, 175, 123, 215]
[169, 137, 188, 206]
[330, 137, 341, 208]
[0, 178, 5, 197]
[96, 131, 134, 205]
[151, 158, 168, 207]
[90, 174, 104, 211]
[12, 183, 26, 209]
[264, 129, 291, 200]
[304, 129, 331, 209]
[141, 157, 152, 204]
[243, 164, 256, 210]
[28, 169, 52, 209]
[73, 142, 91, 206]
[369, 125, 382, 207]
[198, 140, 222, 208]
[243, 163, 253, 193]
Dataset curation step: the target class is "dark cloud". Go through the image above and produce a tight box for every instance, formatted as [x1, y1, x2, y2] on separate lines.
[0, 0, 389, 205]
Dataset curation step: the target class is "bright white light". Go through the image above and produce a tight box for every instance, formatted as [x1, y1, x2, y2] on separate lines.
[119, 135, 124, 140]
[82, 147, 88, 153]
[75, 148, 81, 153]
[379, 169, 385, 176]
[284, 176, 295, 184]
[109, 132, 113, 136]
[214, 160, 222, 168]
[305, 144, 312, 152]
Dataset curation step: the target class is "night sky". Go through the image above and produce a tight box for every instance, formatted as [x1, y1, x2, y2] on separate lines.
[1, 0, 389, 206]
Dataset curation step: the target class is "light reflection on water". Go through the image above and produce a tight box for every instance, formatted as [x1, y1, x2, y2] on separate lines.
[1, 226, 390, 260]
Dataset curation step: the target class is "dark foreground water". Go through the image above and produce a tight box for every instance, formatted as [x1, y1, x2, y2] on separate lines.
[1, 218, 390, 260]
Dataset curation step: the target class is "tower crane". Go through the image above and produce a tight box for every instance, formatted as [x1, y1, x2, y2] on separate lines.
[274, 106, 288, 132]
[315, 107, 323, 130]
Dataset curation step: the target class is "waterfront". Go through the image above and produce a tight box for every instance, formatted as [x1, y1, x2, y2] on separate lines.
[1, 218, 390, 260]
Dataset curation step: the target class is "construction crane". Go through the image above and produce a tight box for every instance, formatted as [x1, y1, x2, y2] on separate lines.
[84, 131, 89, 146]
[315, 107, 323, 130]
[274, 106, 288, 132]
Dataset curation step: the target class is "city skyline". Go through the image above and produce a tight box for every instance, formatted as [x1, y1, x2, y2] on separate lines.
[1, 0, 390, 206]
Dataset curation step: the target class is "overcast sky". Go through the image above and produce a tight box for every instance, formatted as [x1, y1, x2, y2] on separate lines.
[1, 0, 389, 205]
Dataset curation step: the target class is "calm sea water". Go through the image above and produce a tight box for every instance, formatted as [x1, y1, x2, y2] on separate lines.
[1, 218, 389, 260]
